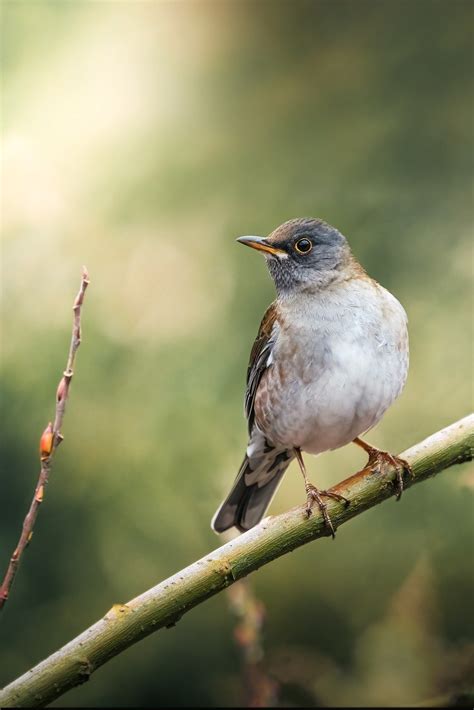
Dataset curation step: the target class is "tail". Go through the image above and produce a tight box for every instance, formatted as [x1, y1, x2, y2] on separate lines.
[211, 430, 294, 534]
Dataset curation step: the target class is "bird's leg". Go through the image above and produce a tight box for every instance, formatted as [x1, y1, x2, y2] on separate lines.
[294, 448, 349, 539]
[353, 437, 413, 500]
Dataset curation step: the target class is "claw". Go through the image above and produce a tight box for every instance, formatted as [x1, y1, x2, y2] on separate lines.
[320, 489, 351, 507]
[294, 447, 349, 539]
[305, 484, 346, 538]
[368, 450, 413, 500]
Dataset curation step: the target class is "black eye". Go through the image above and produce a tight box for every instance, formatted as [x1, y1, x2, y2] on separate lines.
[294, 238, 312, 254]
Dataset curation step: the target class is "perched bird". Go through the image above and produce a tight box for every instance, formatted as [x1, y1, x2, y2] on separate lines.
[212, 217, 410, 537]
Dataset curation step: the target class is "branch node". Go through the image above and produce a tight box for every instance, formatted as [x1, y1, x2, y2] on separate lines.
[76, 657, 94, 684]
[35, 486, 44, 504]
[105, 603, 131, 619]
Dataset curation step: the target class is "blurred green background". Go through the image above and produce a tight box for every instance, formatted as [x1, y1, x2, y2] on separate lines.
[1, 0, 473, 706]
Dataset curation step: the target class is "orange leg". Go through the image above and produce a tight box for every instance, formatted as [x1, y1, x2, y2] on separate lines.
[353, 437, 413, 500]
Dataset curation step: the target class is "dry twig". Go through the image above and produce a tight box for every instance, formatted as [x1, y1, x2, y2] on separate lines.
[227, 579, 279, 707]
[0, 268, 90, 612]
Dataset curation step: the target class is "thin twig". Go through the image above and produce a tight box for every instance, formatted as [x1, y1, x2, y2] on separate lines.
[222, 530, 279, 707]
[0, 268, 90, 612]
[0, 414, 471, 708]
[227, 579, 279, 707]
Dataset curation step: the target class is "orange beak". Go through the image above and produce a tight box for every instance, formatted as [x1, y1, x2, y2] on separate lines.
[236, 236, 286, 256]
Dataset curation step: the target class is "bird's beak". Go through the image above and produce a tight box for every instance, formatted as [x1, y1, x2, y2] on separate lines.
[236, 236, 286, 256]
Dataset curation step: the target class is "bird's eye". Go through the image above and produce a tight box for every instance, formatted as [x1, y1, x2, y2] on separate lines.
[294, 238, 313, 254]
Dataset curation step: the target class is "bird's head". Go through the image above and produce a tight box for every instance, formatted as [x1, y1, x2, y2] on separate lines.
[237, 217, 358, 294]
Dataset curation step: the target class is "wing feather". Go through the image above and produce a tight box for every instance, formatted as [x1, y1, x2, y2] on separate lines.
[211, 302, 290, 534]
[244, 302, 278, 433]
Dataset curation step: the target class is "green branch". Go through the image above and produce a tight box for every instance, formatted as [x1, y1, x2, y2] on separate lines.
[1, 414, 472, 708]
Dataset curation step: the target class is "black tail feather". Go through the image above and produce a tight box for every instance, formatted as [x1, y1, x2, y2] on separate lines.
[211, 450, 293, 534]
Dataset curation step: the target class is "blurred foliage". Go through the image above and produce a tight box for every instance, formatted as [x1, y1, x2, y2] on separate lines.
[1, 0, 473, 707]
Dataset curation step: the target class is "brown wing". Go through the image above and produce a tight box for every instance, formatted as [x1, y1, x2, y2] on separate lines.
[245, 302, 278, 433]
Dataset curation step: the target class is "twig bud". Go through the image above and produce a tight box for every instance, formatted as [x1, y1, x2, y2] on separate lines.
[39, 423, 54, 460]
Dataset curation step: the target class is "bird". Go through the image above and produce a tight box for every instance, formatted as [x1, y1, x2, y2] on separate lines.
[211, 217, 411, 537]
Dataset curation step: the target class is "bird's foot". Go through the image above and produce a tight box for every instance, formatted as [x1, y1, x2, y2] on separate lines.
[305, 484, 349, 538]
[366, 448, 413, 500]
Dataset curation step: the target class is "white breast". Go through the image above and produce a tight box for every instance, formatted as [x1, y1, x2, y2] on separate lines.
[259, 278, 409, 454]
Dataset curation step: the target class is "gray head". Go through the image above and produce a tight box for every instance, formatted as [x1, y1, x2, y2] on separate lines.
[237, 217, 358, 294]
